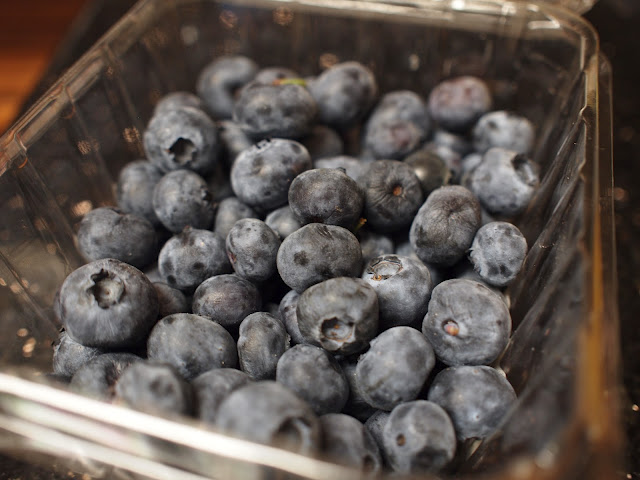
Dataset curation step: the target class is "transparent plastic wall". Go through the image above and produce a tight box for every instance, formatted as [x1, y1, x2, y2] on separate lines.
[0, 0, 619, 479]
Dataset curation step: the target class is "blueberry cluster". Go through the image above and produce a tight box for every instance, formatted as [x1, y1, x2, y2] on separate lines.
[52, 55, 540, 475]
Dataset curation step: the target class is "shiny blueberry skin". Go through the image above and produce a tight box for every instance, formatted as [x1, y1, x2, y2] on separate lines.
[309, 61, 378, 128]
[153, 282, 190, 318]
[216, 380, 321, 455]
[469, 147, 540, 218]
[147, 313, 238, 380]
[472, 110, 535, 154]
[355, 327, 435, 411]
[231, 138, 312, 212]
[362, 254, 433, 330]
[153, 91, 204, 116]
[278, 290, 305, 345]
[233, 82, 317, 140]
[192, 368, 252, 425]
[358, 231, 394, 266]
[382, 400, 456, 474]
[469, 221, 528, 287]
[276, 223, 363, 293]
[191, 274, 261, 329]
[361, 159, 424, 232]
[427, 365, 516, 441]
[422, 279, 511, 366]
[265, 205, 302, 240]
[116, 160, 164, 226]
[152, 169, 216, 233]
[296, 277, 378, 356]
[115, 362, 193, 417]
[237, 312, 290, 380]
[143, 106, 220, 175]
[427, 76, 492, 133]
[288, 168, 364, 228]
[409, 185, 482, 267]
[158, 227, 231, 293]
[226, 218, 281, 283]
[77, 207, 157, 269]
[53, 330, 103, 378]
[403, 149, 451, 198]
[213, 196, 259, 239]
[59, 258, 159, 349]
[319, 413, 382, 473]
[196, 55, 258, 120]
[301, 124, 344, 160]
[276, 344, 348, 415]
[69, 352, 141, 400]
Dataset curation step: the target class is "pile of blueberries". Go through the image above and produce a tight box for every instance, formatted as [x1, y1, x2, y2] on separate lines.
[51, 55, 540, 475]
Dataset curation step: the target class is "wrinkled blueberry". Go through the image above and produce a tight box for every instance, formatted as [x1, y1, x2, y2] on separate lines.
[422, 279, 511, 366]
[472, 110, 535, 154]
[231, 138, 312, 212]
[237, 312, 289, 380]
[153, 91, 204, 116]
[192, 368, 252, 425]
[213, 196, 259, 239]
[356, 327, 435, 411]
[153, 282, 190, 318]
[59, 258, 159, 348]
[69, 352, 141, 400]
[278, 290, 305, 345]
[427, 365, 516, 441]
[296, 277, 378, 355]
[265, 205, 303, 240]
[276, 223, 362, 293]
[77, 207, 157, 269]
[301, 124, 344, 160]
[152, 169, 216, 233]
[147, 313, 237, 380]
[116, 160, 164, 227]
[158, 227, 230, 293]
[288, 168, 364, 228]
[53, 330, 104, 378]
[409, 185, 482, 267]
[403, 149, 451, 198]
[226, 218, 281, 283]
[191, 274, 261, 329]
[427, 76, 492, 133]
[276, 344, 348, 415]
[469, 221, 528, 287]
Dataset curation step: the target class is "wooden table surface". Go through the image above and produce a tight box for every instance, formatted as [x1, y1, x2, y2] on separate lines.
[0, 1, 88, 133]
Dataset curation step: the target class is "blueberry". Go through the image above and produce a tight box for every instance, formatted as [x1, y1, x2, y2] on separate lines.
[364, 410, 390, 461]
[153, 282, 190, 318]
[369, 90, 431, 136]
[361, 159, 423, 232]
[116, 160, 164, 226]
[409, 185, 482, 267]
[152, 169, 216, 233]
[403, 149, 451, 198]
[233, 82, 317, 139]
[226, 219, 281, 283]
[355, 327, 435, 411]
[422, 279, 511, 366]
[264, 205, 303, 240]
[251, 66, 300, 86]
[468, 147, 540, 218]
[340, 359, 379, 422]
[192, 368, 252, 424]
[358, 230, 394, 266]
[231, 138, 312, 212]
[278, 290, 305, 345]
[69, 352, 141, 400]
[215, 381, 321, 455]
[319, 413, 382, 473]
[237, 312, 290, 380]
[143, 106, 220, 175]
[147, 313, 237, 380]
[276, 344, 348, 415]
[422, 142, 464, 181]
[205, 161, 235, 201]
[309, 61, 378, 128]
[427, 76, 492, 133]
[115, 361, 193, 417]
[276, 223, 363, 293]
[361, 254, 432, 330]
[213, 196, 259, 239]
[432, 128, 473, 157]
[472, 110, 535, 154]
[53, 330, 103, 378]
[288, 168, 364, 228]
[153, 91, 204, 116]
[59, 259, 159, 348]
[191, 274, 261, 329]
[158, 227, 230, 293]
[77, 207, 157, 269]
[217, 120, 254, 166]
[382, 400, 456, 473]
[427, 365, 516, 441]
[313, 155, 369, 186]
[196, 55, 258, 120]
[469, 221, 528, 287]
[301, 124, 344, 160]
[296, 277, 378, 356]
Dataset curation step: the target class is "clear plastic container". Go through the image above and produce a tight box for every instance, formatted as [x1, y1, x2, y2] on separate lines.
[0, 0, 619, 478]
